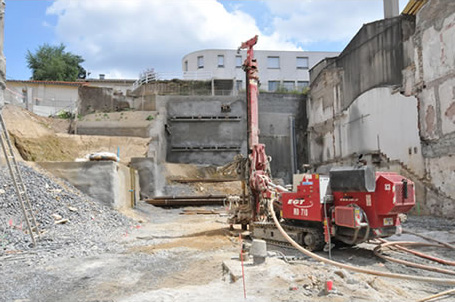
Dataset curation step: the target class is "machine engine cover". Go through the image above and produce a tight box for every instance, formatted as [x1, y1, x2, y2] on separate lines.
[330, 166, 376, 192]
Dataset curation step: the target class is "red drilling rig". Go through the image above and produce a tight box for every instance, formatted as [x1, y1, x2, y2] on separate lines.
[235, 36, 416, 251]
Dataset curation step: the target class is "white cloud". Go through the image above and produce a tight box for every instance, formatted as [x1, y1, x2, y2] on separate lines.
[46, 0, 298, 79]
[264, 0, 384, 46]
[46, 0, 409, 79]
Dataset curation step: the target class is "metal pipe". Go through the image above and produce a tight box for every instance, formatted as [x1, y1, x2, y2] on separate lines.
[374, 242, 455, 276]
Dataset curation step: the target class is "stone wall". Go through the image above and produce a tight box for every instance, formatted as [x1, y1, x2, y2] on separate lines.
[78, 86, 131, 116]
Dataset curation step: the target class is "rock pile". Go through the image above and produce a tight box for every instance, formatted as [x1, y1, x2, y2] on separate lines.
[0, 163, 132, 257]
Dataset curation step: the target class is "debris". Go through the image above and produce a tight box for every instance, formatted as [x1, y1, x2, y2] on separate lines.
[51, 213, 63, 221]
[68, 206, 78, 212]
[54, 219, 69, 225]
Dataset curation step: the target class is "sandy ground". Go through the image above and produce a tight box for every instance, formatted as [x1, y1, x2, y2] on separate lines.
[2, 202, 454, 302]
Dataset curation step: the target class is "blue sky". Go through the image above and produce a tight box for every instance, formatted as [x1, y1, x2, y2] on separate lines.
[4, 0, 408, 80]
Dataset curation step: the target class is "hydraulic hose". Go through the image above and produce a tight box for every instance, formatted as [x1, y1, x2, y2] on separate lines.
[268, 200, 455, 285]
[403, 229, 455, 250]
[373, 242, 455, 276]
[377, 239, 455, 266]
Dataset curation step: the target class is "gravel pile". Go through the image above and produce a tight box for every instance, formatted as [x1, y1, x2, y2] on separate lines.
[0, 163, 133, 258]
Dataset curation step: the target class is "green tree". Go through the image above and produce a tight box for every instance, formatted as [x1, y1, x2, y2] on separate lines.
[26, 43, 86, 81]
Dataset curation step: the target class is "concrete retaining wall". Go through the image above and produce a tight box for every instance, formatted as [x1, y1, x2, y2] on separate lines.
[38, 161, 138, 209]
[163, 95, 247, 165]
[161, 93, 306, 183]
[258, 93, 307, 183]
[130, 157, 156, 199]
[75, 121, 152, 138]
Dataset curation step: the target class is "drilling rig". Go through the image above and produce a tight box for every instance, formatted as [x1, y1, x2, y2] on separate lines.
[231, 35, 415, 251]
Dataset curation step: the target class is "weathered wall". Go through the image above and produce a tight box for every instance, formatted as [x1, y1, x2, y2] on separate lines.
[409, 0, 455, 204]
[311, 17, 415, 111]
[308, 16, 422, 174]
[38, 161, 137, 209]
[308, 1, 455, 217]
[78, 86, 131, 116]
[308, 87, 423, 175]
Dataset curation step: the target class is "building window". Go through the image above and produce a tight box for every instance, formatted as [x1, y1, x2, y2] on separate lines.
[297, 81, 309, 90]
[296, 57, 309, 69]
[197, 56, 204, 69]
[217, 55, 224, 68]
[267, 56, 280, 69]
[236, 80, 243, 91]
[283, 81, 295, 91]
[268, 81, 280, 92]
[184, 60, 188, 72]
[236, 55, 243, 68]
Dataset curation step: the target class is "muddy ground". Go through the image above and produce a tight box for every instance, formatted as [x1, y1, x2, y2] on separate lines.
[1, 202, 454, 302]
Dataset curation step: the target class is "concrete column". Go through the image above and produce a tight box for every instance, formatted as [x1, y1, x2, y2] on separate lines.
[384, 0, 399, 18]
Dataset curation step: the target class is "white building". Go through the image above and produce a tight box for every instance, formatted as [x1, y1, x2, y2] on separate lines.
[182, 49, 339, 93]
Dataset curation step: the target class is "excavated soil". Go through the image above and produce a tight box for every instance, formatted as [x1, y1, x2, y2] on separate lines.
[2, 105, 150, 164]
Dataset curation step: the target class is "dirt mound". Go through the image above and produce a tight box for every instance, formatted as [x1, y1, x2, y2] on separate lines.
[2, 104, 56, 138]
[2, 105, 150, 163]
[13, 133, 150, 163]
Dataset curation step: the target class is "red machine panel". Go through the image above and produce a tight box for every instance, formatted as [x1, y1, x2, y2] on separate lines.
[334, 206, 356, 228]
[281, 174, 323, 222]
[375, 172, 415, 215]
[332, 172, 415, 229]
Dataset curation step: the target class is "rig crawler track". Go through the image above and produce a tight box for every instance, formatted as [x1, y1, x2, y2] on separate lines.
[252, 221, 325, 251]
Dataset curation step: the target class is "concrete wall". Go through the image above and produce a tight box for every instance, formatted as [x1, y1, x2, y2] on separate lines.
[311, 17, 415, 111]
[5, 81, 79, 116]
[162, 93, 306, 183]
[307, 1, 455, 217]
[407, 0, 455, 204]
[75, 121, 152, 138]
[308, 16, 423, 174]
[164, 95, 247, 165]
[258, 93, 307, 183]
[308, 87, 424, 176]
[38, 161, 138, 209]
[130, 157, 156, 199]
[78, 86, 130, 116]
